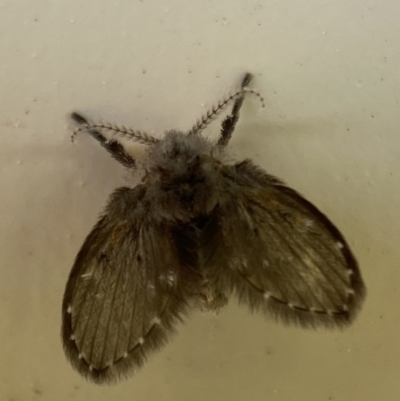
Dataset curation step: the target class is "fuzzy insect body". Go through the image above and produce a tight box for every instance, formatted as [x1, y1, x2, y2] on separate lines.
[62, 73, 365, 384]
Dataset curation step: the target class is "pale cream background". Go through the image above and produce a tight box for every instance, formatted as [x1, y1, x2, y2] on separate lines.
[1, 1, 399, 400]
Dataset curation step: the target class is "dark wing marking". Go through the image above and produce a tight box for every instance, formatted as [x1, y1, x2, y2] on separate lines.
[62, 186, 190, 383]
[204, 161, 366, 328]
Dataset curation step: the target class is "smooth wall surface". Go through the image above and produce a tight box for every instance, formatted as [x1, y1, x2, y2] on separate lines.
[1, 1, 399, 400]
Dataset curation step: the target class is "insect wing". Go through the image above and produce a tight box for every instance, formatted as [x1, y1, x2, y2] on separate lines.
[210, 161, 365, 328]
[62, 186, 188, 383]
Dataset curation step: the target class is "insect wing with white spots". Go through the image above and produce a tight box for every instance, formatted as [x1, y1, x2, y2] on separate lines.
[62, 186, 191, 383]
[204, 160, 365, 327]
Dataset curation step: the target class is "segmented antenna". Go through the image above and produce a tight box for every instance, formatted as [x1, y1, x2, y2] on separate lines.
[71, 113, 159, 145]
[188, 87, 265, 136]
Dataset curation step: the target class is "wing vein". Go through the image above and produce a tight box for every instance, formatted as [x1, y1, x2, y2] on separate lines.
[265, 207, 341, 309]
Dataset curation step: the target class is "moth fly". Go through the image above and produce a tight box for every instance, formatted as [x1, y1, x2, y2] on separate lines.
[62, 73, 366, 384]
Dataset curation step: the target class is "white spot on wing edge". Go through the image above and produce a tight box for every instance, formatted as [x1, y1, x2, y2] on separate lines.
[67, 305, 72, 314]
[81, 271, 93, 281]
[337, 242, 344, 249]
[138, 337, 144, 345]
[159, 271, 176, 287]
[152, 316, 161, 325]
[263, 291, 271, 300]
[304, 218, 314, 228]
[167, 271, 176, 282]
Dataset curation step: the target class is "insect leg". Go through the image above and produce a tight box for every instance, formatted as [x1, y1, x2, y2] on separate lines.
[217, 73, 253, 147]
[71, 113, 136, 168]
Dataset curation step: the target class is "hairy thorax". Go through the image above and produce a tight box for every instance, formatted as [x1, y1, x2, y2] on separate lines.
[142, 131, 227, 222]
